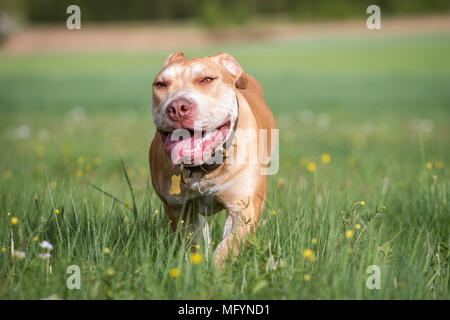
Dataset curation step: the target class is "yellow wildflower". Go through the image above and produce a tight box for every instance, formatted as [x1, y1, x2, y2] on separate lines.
[103, 247, 110, 255]
[270, 209, 276, 216]
[355, 224, 361, 230]
[105, 268, 115, 277]
[124, 202, 130, 207]
[190, 252, 203, 265]
[303, 274, 311, 281]
[345, 230, 355, 239]
[306, 162, 317, 172]
[75, 169, 83, 178]
[277, 178, 285, 186]
[303, 249, 313, 258]
[360, 201, 365, 206]
[169, 268, 180, 278]
[435, 161, 443, 169]
[55, 209, 60, 214]
[311, 238, 318, 245]
[33, 236, 39, 242]
[321, 153, 331, 164]
[303, 249, 316, 262]
[425, 162, 433, 170]
[10, 217, 18, 225]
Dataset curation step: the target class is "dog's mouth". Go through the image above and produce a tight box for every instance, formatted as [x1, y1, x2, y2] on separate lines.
[159, 120, 231, 166]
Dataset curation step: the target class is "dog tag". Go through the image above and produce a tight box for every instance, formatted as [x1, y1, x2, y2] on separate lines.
[169, 175, 181, 195]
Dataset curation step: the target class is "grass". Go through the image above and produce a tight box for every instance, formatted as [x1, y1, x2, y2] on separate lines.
[0, 32, 449, 299]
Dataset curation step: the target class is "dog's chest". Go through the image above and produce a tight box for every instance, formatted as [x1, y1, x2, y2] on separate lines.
[164, 172, 227, 213]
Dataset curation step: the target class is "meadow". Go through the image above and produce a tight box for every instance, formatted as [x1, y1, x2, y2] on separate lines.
[0, 31, 449, 299]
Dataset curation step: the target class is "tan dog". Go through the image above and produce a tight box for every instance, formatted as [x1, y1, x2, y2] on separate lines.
[149, 52, 276, 267]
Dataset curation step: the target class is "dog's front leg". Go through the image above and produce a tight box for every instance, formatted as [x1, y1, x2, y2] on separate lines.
[165, 201, 211, 256]
[213, 196, 262, 268]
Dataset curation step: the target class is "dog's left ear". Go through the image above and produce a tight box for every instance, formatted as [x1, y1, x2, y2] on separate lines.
[211, 53, 248, 89]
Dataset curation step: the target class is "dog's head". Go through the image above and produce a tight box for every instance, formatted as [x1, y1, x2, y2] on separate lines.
[151, 52, 247, 166]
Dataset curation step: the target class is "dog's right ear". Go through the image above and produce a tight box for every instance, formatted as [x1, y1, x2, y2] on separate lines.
[163, 51, 186, 68]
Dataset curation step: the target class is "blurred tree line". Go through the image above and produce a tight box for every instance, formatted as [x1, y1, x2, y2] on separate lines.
[1, 0, 450, 28]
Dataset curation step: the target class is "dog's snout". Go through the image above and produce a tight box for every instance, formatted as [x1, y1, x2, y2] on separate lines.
[166, 98, 193, 121]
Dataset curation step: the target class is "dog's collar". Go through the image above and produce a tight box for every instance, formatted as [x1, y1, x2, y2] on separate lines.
[179, 95, 240, 184]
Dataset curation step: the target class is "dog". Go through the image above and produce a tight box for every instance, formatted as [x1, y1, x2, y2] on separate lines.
[149, 52, 276, 267]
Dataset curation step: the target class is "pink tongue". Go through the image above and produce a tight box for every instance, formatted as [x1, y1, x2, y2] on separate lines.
[165, 131, 220, 166]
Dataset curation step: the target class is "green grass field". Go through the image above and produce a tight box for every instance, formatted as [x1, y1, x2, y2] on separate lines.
[0, 32, 449, 299]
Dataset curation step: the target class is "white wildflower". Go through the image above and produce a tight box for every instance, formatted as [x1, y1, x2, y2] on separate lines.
[13, 251, 26, 259]
[39, 253, 52, 260]
[39, 240, 54, 251]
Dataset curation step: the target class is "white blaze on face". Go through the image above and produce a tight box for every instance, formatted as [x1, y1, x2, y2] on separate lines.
[152, 61, 238, 132]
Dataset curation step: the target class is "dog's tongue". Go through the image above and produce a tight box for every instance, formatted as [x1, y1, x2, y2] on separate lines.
[162, 130, 222, 166]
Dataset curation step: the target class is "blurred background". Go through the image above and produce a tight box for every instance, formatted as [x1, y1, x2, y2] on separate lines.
[0, 0, 449, 190]
[0, 0, 449, 300]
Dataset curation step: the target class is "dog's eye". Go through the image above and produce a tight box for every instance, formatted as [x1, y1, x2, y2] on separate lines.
[154, 81, 167, 88]
[200, 77, 215, 84]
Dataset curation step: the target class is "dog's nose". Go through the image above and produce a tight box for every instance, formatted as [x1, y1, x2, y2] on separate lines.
[166, 98, 193, 121]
